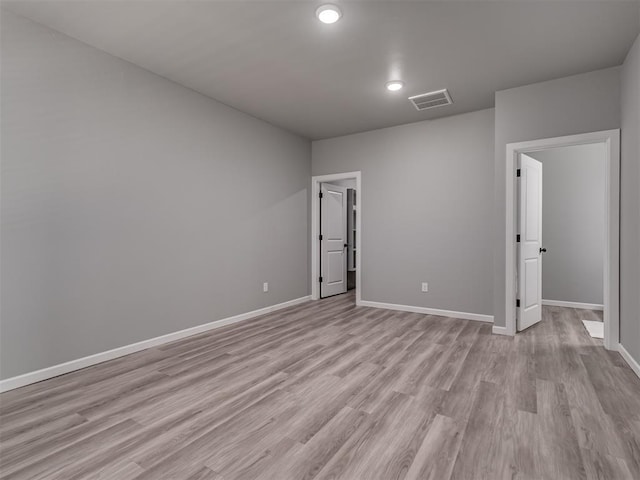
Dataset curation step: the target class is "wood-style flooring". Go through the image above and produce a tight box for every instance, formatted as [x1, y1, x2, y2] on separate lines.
[1, 293, 639, 479]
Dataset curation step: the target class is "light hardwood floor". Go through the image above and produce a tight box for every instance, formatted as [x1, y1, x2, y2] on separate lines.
[1, 293, 639, 479]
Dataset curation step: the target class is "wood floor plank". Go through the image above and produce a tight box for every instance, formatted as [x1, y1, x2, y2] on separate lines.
[535, 379, 586, 480]
[580, 447, 634, 480]
[2, 293, 639, 480]
[404, 413, 464, 480]
[280, 406, 369, 480]
[1, 420, 141, 480]
[312, 390, 414, 480]
[449, 380, 502, 480]
[581, 353, 640, 421]
[85, 460, 145, 480]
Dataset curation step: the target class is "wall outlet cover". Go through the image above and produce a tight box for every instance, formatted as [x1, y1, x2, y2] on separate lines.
[263, 282, 269, 292]
[421, 282, 429, 292]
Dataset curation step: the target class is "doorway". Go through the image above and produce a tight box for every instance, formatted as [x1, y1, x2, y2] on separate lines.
[311, 172, 362, 304]
[502, 130, 620, 350]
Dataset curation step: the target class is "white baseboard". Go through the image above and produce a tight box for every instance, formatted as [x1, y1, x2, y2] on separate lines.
[358, 300, 493, 323]
[618, 343, 640, 379]
[492, 325, 511, 336]
[542, 299, 604, 311]
[0, 295, 311, 393]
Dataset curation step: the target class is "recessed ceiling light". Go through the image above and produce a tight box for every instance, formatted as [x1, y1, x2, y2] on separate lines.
[386, 81, 404, 92]
[316, 4, 342, 24]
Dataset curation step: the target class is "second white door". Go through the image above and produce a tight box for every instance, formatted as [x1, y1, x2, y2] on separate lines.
[320, 183, 347, 298]
[517, 154, 543, 331]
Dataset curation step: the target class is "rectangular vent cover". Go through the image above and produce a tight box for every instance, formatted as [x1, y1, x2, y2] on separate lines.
[408, 89, 453, 111]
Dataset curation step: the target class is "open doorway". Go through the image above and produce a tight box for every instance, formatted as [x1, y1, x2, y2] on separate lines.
[517, 144, 606, 333]
[311, 172, 362, 304]
[502, 130, 620, 350]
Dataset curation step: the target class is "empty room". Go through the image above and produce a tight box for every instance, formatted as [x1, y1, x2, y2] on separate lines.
[1, 1, 640, 479]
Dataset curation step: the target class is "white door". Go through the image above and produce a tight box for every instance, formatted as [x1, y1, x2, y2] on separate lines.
[320, 183, 348, 298]
[517, 154, 544, 331]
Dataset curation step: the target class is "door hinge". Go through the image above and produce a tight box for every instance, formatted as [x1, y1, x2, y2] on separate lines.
[319, 234, 323, 241]
[516, 234, 520, 243]
[516, 299, 520, 308]
[516, 169, 521, 177]
[319, 192, 323, 199]
[319, 276, 323, 283]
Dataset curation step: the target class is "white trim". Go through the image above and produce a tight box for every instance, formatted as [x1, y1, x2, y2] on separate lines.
[542, 299, 604, 311]
[618, 343, 640, 379]
[504, 130, 620, 350]
[0, 296, 311, 393]
[492, 325, 510, 336]
[311, 171, 362, 304]
[359, 300, 493, 323]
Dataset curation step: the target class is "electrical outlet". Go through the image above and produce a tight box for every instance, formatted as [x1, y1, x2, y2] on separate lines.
[421, 282, 429, 292]
[263, 282, 269, 293]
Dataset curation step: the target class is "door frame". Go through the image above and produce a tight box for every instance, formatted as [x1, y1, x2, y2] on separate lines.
[502, 130, 620, 350]
[311, 171, 362, 304]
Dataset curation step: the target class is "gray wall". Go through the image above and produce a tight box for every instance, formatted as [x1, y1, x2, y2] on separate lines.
[620, 33, 640, 363]
[528, 144, 605, 306]
[330, 178, 358, 190]
[313, 109, 495, 316]
[0, 12, 311, 379]
[493, 67, 621, 328]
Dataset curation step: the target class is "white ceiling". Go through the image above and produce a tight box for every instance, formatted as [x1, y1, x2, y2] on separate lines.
[4, 1, 639, 140]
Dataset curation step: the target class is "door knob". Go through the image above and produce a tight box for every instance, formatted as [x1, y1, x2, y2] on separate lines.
[540, 247, 547, 253]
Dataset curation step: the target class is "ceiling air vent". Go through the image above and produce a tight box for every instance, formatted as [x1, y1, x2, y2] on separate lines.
[408, 89, 453, 111]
